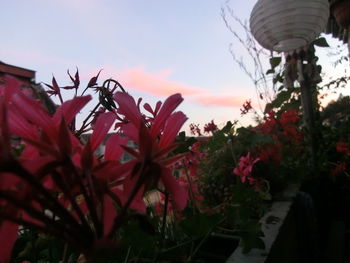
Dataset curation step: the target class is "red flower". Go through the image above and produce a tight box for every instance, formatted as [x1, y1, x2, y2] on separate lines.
[257, 144, 282, 166]
[331, 162, 347, 176]
[258, 110, 277, 135]
[190, 123, 201, 136]
[280, 109, 299, 126]
[240, 99, 252, 115]
[336, 141, 349, 154]
[204, 120, 218, 134]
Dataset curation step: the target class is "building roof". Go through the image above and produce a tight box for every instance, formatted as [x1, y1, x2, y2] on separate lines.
[0, 61, 35, 80]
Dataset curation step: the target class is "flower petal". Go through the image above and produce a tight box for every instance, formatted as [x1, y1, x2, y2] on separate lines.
[1, 75, 20, 101]
[103, 195, 117, 235]
[0, 220, 18, 263]
[113, 92, 141, 129]
[105, 134, 128, 161]
[150, 94, 183, 138]
[53, 95, 91, 126]
[158, 111, 187, 149]
[7, 105, 38, 140]
[90, 112, 116, 151]
[161, 167, 188, 210]
[11, 91, 52, 132]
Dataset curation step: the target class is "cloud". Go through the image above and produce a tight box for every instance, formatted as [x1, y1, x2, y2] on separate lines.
[92, 66, 247, 108]
[192, 94, 243, 107]
[117, 67, 203, 96]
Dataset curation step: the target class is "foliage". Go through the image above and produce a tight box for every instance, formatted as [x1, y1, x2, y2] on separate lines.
[0, 72, 281, 263]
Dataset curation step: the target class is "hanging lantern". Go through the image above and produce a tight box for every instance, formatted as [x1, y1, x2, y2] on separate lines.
[250, 0, 330, 52]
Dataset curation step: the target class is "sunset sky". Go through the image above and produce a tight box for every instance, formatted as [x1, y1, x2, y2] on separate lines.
[1, 0, 348, 132]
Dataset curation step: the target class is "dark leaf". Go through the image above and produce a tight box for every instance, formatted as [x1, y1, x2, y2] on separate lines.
[313, 37, 330, 47]
[67, 68, 80, 88]
[121, 220, 156, 257]
[179, 213, 221, 237]
[269, 57, 281, 69]
[264, 102, 272, 113]
[61, 85, 76, 90]
[99, 89, 116, 111]
[52, 76, 60, 91]
[266, 69, 275, 75]
[75, 69, 80, 86]
[44, 76, 60, 95]
[264, 89, 293, 112]
[87, 70, 102, 88]
[38, 249, 50, 261]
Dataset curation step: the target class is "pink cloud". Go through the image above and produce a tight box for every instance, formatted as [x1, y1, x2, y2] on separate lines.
[192, 94, 244, 107]
[92, 66, 247, 108]
[117, 67, 203, 96]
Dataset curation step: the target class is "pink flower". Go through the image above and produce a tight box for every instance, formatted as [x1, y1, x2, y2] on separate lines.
[233, 152, 260, 185]
[0, 76, 121, 260]
[113, 92, 189, 211]
[0, 76, 190, 261]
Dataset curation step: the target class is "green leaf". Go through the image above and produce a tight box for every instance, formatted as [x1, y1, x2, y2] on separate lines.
[277, 85, 284, 92]
[264, 89, 293, 112]
[38, 249, 50, 261]
[266, 69, 275, 75]
[179, 213, 222, 238]
[313, 37, 330, 47]
[264, 103, 272, 113]
[269, 57, 282, 69]
[175, 135, 197, 154]
[48, 238, 65, 263]
[12, 144, 25, 157]
[120, 221, 156, 256]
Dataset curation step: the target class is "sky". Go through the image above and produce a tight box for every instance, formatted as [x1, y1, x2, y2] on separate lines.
[1, 0, 349, 133]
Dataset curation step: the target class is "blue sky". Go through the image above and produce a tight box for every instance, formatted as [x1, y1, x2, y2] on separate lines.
[1, 0, 348, 132]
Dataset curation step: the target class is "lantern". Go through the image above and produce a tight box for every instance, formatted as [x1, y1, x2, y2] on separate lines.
[250, 0, 330, 52]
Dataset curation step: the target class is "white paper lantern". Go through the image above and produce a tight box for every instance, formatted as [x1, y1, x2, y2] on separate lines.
[250, 0, 330, 52]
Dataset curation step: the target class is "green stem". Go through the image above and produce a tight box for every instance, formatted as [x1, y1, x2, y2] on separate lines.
[186, 218, 226, 262]
[62, 243, 69, 263]
[108, 164, 148, 238]
[160, 192, 169, 249]
[184, 165, 196, 214]
[123, 246, 131, 263]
